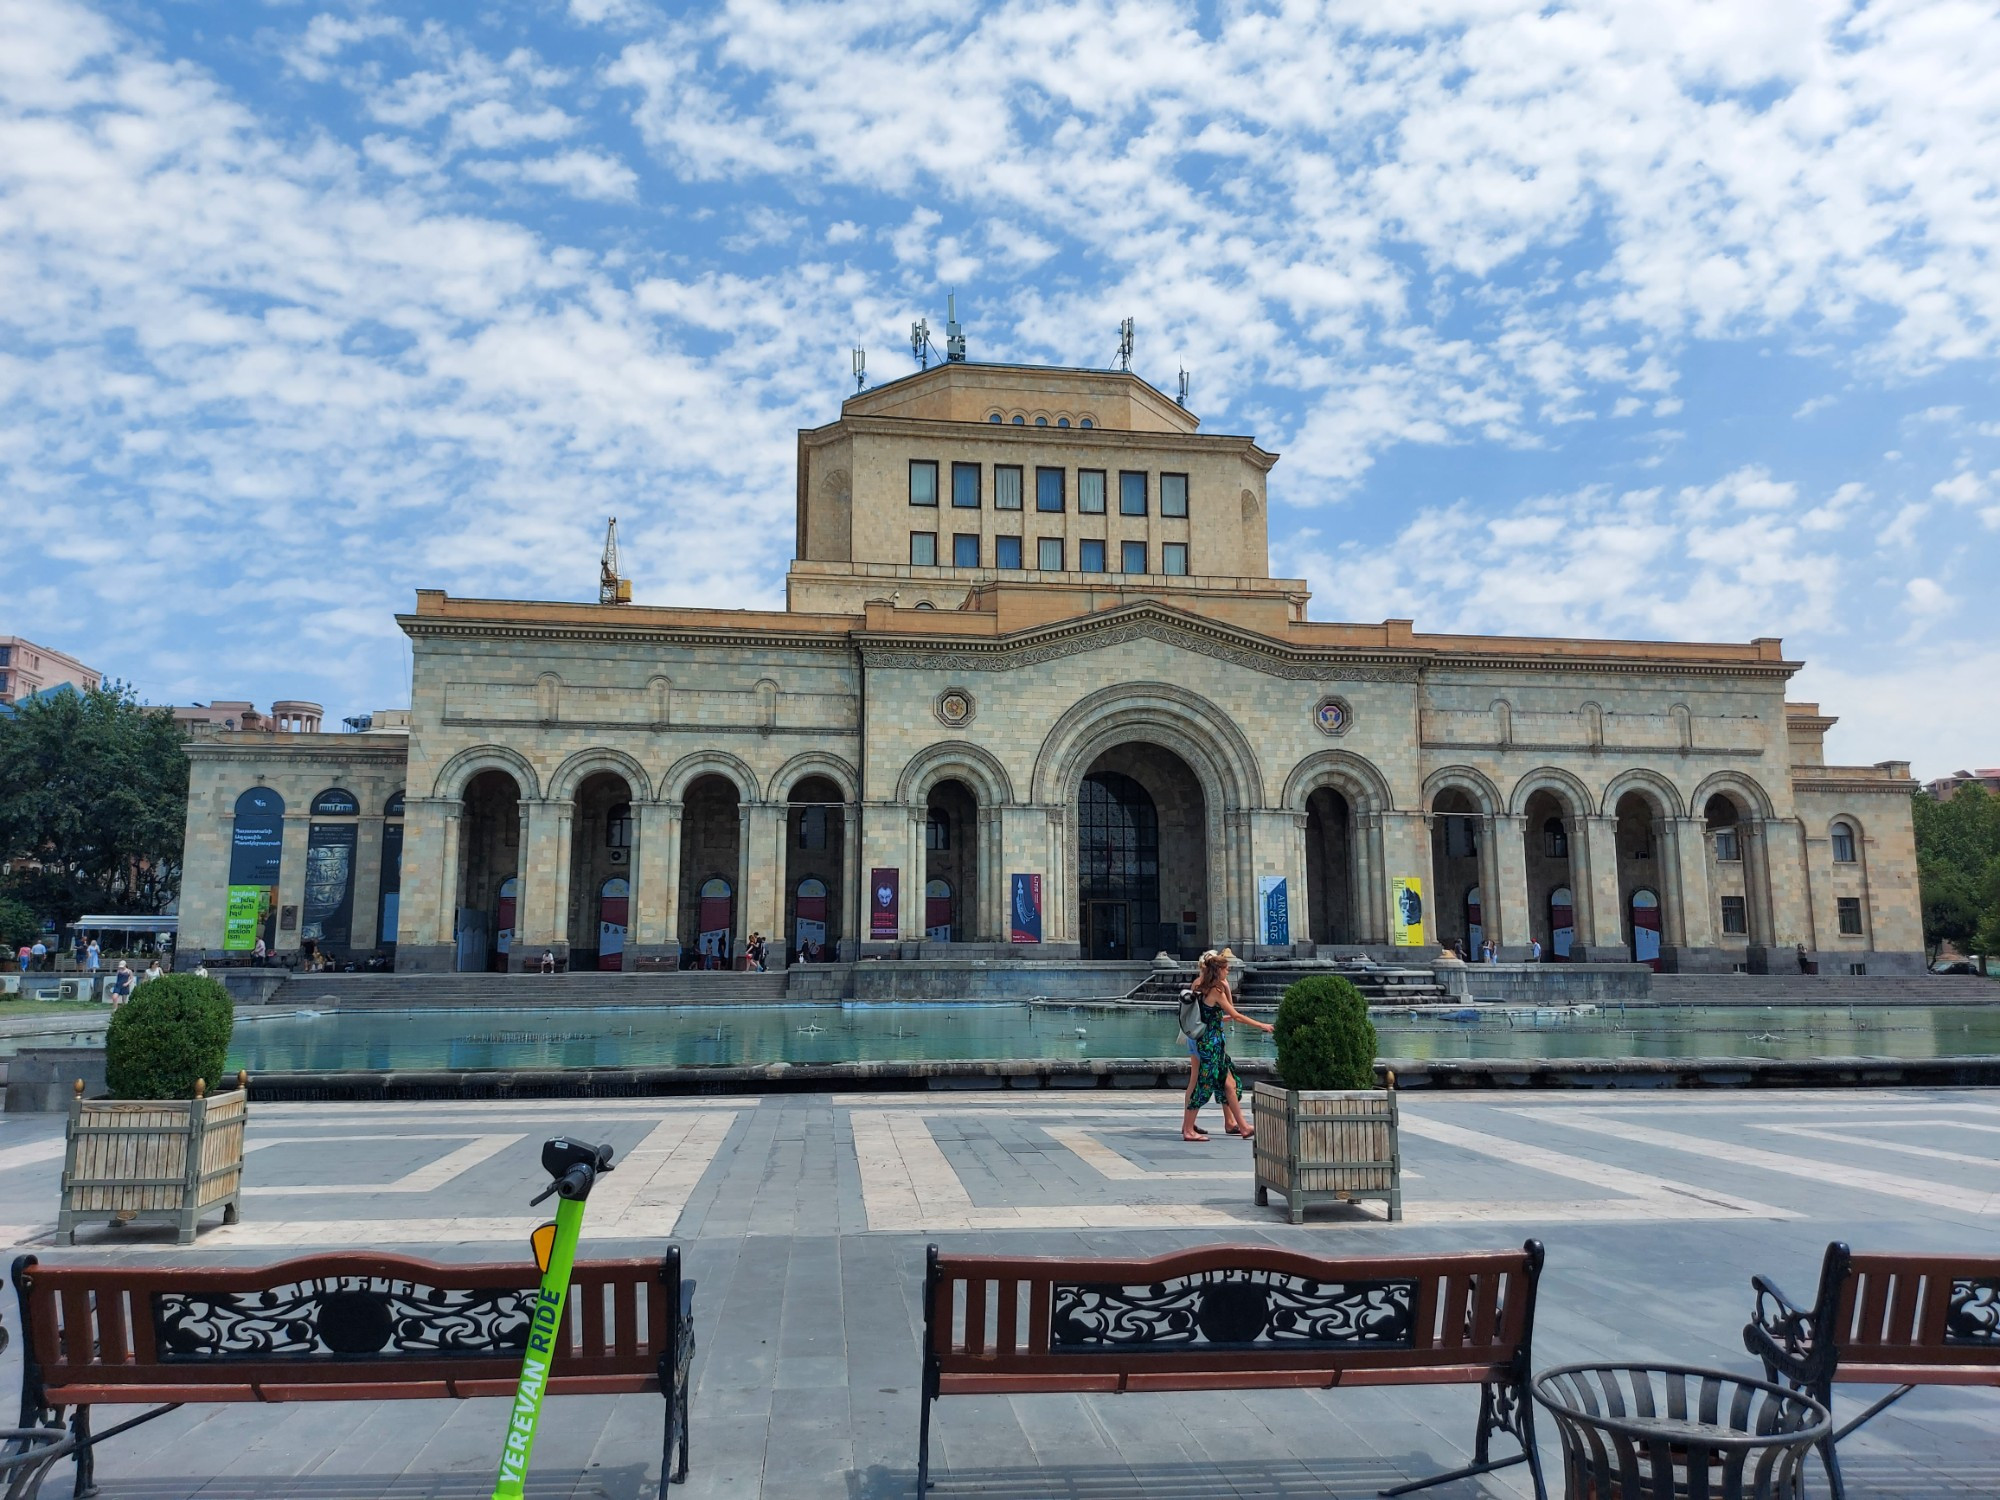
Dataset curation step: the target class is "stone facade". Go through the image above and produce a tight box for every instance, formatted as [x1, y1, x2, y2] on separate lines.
[179, 365, 1926, 974]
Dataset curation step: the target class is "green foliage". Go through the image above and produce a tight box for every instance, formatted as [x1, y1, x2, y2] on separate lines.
[1912, 785, 2000, 957]
[104, 975, 233, 1100]
[1274, 974, 1378, 1091]
[0, 895, 40, 951]
[0, 682, 189, 929]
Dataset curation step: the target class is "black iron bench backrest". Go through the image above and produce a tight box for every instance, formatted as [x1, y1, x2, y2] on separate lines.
[12, 1250, 681, 1397]
[927, 1241, 1542, 1380]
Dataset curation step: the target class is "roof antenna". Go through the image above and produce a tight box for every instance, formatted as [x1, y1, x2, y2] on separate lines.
[910, 317, 934, 369]
[599, 518, 631, 604]
[1114, 317, 1134, 373]
[852, 347, 866, 392]
[1176, 367, 1190, 407]
[945, 292, 967, 363]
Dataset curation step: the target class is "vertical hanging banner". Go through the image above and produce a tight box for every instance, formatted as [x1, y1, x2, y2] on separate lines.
[1259, 876, 1290, 946]
[1391, 877, 1426, 946]
[870, 867, 900, 939]
[1010, 874, 1042, 943]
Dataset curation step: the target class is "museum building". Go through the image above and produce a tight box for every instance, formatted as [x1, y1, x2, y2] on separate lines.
[177, 362, 1926, 974]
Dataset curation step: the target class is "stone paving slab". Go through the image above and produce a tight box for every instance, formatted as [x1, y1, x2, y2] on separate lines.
[0, 1088, 1997, 1496]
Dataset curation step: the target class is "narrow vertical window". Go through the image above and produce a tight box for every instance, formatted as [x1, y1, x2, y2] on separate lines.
[1079, 539, 1106, 573]
[1161, 543, 1188, 575]
[1161, 473, 1189, 518]
[910, 531, 937, 566]
[951, 462, 980, 508]
[1120, 540, 1147, 574]
[1037, 537, 1064, 571]
[995, 535, 1022, 569]
[1036, 467, 1065, 512]
[1119, 471, 1147, 516]
[909, 461, 938, 507]
[1078, 469, 1106, 514]
[994, 466, 1023, 510]
[952, 533, 979, 567]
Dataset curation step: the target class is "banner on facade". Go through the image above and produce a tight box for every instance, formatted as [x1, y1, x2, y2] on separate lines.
[870, 867, 900, 939]
[1010, 873, 1042, 943]
[1259, 875, 1290, 946]
[1391, 877, 1426, 946]
[223, 886, 264, 951]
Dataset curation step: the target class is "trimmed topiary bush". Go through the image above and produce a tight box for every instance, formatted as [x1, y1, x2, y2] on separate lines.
[104, 974, 233, 1100]
[1274, 974, 1378, 1092]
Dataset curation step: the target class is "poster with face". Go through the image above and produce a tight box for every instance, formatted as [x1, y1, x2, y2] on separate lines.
[870, 867, 899, 939]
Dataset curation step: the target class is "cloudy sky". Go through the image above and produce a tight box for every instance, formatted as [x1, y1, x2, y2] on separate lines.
[3, 0, 1997, 776]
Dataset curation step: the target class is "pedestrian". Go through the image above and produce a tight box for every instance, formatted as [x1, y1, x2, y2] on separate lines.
[1528, 937, 1542, 963]
[110, 963, 135, 1006]
[86, 939, 101, 973]
[1180, 947, 1272, 1143]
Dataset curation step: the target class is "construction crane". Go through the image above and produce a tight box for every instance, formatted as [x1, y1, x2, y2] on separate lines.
[600, 518, 631, 604]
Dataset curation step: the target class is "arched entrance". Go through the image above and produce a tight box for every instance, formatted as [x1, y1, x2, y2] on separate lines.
[1077, 743, 1207, 960]
[1429, 789, 1483, 955]
[566, 771, 635, 970]
[679, 774, 742, 961]
[1522, 789, 1579, 961]
[457, 769, 521, 972]
[925, 779, 978, 943]
[1304, 787, 1355, 944]
[785, 775, 845, 962]
[1615, 791, 1672, 963]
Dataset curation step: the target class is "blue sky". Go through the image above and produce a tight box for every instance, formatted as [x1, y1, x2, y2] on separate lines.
[2, 0, 1997, 776]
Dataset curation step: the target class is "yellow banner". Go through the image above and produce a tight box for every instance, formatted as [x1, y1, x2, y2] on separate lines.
[1391, 877, 1426, 946]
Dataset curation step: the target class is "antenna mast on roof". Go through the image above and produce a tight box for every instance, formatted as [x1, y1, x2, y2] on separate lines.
[945, 293, 967, 363]
[911, 317, 934, 369]
[1177, 367, 1190, 407]
[599, 518, 631, 605]
[1114, 317, 1134, 372]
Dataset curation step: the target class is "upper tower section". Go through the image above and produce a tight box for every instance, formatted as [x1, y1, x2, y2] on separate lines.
[790, 363, 1281, 615]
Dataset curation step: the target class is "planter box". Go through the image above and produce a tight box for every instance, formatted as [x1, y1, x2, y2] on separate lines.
[58, 1082, 247, 1245]
[1251, 1082, 1401, 1223]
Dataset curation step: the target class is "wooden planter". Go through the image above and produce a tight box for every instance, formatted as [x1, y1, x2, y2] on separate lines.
[58, 1078, 247, 1245]
[1251, 1081, 1401, 1223]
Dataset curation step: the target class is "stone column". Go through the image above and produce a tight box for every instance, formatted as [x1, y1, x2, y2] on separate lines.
[1491, 812, 1530, 959]
[350, 815, 384, 953]
[633, 801, 680, 965]
[1582, 814, 1624, 958]
[275, 811, 312, 956]
[1672, 817, 1714, 952]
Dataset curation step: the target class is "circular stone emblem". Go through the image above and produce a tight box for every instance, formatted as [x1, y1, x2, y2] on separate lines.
[935, 689, 975, 728]
[1313, 696, 1352, 736]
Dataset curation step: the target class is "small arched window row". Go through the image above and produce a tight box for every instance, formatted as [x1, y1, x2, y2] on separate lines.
[1830, 821, 1857, 864]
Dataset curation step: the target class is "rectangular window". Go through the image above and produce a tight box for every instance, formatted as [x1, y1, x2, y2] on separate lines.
[1162, 543, 1188, 575]
[1837, 897, 1863, 935]
[909, 460, 938, 507]
[1720, 895, 1747, 935]
[1037, 537, 1064, 571]
[995, 535, 1023, 569]
[951, 462, 980, 508]
[1079, 539, 1106, 573]
[1120, 540, 1147, 574]
[952, 533, 980, 567]
[1078, 469, 1106, 514]
[994, 465, 1023, 510]
[1714, 828, 1740, 862]
[1036, 466, 1065, 512]
[909, 531, 937, 566]
[1161, 473, 1189, 518]
[1119, 471, 1147, 516]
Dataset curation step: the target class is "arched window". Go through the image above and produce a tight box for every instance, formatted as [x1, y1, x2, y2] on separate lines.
[606, 802, 632, 848]
[925, 810, 950, 850]
[1830, 822, 1856, 863]
[1543, 817, 1568, 858]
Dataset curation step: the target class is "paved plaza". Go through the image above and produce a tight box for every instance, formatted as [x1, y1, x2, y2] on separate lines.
[1, 1087, 1996, 1497]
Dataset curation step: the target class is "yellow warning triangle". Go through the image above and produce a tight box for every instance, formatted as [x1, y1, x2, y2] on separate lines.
[530, 1221, 558, 1273]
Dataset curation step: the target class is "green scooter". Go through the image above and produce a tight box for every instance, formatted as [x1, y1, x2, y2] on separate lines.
[492, 1137, 615, 1500]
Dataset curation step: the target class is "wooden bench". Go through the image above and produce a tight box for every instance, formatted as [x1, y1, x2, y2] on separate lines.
[919, 1240, 1546, 1497]
[12, 1248, 694, 1498]
[1744, 1241, 2000, 1500]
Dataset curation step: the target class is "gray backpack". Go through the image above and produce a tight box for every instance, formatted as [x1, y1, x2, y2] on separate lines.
[1176, 986, 1207, 1041]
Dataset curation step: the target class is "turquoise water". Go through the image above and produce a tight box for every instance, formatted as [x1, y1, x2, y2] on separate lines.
[220, 1002, 2000, 1073]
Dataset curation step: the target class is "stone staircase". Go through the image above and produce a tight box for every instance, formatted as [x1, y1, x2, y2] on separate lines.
[1124, 961, 1448, 1009]
[265, 969, 793, 1008]
[1650, 972, 1994, 1004]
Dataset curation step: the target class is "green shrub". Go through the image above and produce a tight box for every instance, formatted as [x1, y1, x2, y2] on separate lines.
[104, 975, 234, 1100]
[1274, 974, 1378, 1091]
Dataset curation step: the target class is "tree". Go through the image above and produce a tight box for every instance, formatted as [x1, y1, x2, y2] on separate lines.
[0, 683, 189, 927]
[1912, 784, 2000, 957]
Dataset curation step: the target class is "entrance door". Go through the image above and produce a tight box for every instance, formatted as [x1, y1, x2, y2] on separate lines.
[1086, 901, 1129, 960]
